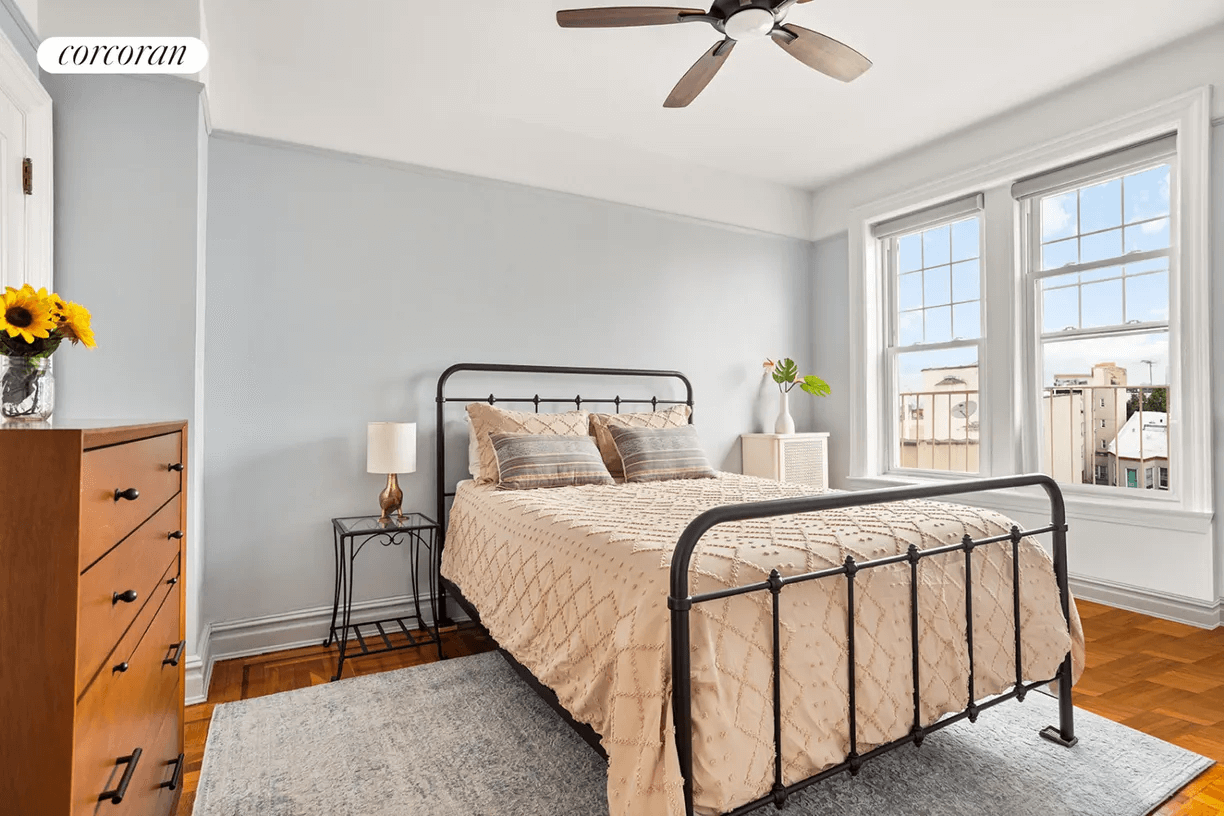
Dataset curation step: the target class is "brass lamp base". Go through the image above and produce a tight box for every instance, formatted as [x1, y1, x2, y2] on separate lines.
[378, 473, 404, 524]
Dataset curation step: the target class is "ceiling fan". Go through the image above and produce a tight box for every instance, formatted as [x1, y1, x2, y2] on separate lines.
[555, 0, 872, 108]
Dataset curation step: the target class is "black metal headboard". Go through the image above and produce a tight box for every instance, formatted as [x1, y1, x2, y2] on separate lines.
[434, 363, 694, 542]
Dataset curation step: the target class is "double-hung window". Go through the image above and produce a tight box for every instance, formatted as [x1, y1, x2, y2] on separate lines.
[875, 195, 984, 474]
[1014, 136, 1174, 494]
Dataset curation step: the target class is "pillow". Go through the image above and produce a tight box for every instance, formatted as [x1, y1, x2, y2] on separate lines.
[588, 404, 691, 478]
[608, 424, 716, 482]
[466, 403, 590, 484]
[490, 432, 614, 490]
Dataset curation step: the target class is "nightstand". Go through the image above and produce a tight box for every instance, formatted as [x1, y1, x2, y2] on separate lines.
[742, 432, 829, 489]
[326, 512, 443, 680]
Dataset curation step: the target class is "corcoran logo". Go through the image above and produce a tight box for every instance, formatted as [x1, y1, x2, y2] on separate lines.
[37, 37, 208, 74]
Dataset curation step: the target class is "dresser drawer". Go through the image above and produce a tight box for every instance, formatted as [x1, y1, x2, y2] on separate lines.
[81, 432, 183, 570]
[77, 495, 181, 697]
[73, 578, 182, 815]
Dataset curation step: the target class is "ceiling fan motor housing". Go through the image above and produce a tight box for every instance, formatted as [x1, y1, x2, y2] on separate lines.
[723, 7, 775, 41]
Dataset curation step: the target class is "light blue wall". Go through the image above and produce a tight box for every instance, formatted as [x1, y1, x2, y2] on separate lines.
[811, 233, 851, 487]
[45, 73, 208, 649]
[202, 133, 813, 624]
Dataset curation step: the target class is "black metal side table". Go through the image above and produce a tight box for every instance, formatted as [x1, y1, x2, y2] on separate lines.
[326, 512, 443, 681]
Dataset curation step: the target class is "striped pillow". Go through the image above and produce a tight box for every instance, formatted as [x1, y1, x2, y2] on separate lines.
[607, 424, 716, 482]
[490, 432, 614, 490]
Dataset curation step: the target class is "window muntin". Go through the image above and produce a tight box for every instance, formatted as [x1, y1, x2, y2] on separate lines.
[1029, 159, 1173, 495]
[888, 214, 983, 474]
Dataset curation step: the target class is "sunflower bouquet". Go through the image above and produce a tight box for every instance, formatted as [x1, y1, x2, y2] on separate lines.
[0, 284, 95, 420]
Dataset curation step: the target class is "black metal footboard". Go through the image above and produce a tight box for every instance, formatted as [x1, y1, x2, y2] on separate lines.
[668, 474, 1077, 816]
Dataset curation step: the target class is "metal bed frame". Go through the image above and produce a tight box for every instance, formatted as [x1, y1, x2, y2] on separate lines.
[435, 363, 1078, 816]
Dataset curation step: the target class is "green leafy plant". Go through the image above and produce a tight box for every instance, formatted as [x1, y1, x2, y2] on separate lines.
[764, 358, 831, 398]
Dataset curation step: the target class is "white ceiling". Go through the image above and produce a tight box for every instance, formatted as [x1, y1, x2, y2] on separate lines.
[201, 0, 1224, 235]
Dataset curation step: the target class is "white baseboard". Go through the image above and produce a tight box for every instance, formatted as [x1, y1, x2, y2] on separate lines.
[185, 594, 467, 705]
[1069, 573, 1222, 629]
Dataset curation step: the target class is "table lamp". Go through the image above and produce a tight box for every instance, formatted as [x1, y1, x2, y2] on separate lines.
[367, 421, 416, 523]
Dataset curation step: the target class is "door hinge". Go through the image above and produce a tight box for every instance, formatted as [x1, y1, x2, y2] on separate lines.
[22, 158, 32, 195]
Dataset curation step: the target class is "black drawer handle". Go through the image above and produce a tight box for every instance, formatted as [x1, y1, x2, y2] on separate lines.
[162, 753, 185, 791]
[112, 661, 129, 674]
[114, 487, 140, 502]
[166, 576, 179, 586]
[112, 589, 138, 605]
[168, 462, 184, 472]
[164, 639, 186, 667]
[167, 530, 184, 540]
[99, 747, 142, 804]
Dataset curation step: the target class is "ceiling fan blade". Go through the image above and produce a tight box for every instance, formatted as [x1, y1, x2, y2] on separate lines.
[771, 24, 871, 82]
[664, 40, 734, 108]
[556, 6, 706, 27]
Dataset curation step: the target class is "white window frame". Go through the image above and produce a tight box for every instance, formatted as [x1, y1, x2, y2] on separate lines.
[877, 198, 986, 477]
[1017, 140, 1177, 504]
[846, 88, 1212, 528]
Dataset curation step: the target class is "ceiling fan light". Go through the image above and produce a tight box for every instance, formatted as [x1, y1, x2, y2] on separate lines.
[723, 8, 774, 41]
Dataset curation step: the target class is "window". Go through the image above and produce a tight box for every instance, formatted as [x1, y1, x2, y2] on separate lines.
[1159, 467, 1169, 490]
[850, 91, 1211, 516]
[1018, 136, 1174, 495]
[876, 195, 983, 474]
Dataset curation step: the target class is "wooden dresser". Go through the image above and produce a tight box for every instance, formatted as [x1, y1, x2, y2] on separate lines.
[0, 421, 188, 816]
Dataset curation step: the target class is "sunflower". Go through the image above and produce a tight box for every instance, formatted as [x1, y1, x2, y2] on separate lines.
[57, 300, 96, 349]
[0, 285, 56, 344]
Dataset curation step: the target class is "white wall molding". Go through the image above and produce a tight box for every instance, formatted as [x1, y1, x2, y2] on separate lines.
[1070, 574, 1222, 630]
[186, 594, 470, 705]
[0, 0, 37, 52]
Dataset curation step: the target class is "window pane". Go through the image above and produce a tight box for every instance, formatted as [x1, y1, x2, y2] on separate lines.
[1040, 332, 1169, 491]
[1080, 228, 1122, 264]
[951, 218, 979, 262]
[952, 259, 980, 301]
[1079, 178, 1121, 233]
[1125, 272, 1169, 323]
[1125, 218, 1170, 253]
[898, 271, 923, 311]
[1042, 192, 1077, 242]
[1042, 237, 1078, 270]
[1081, 278, 1123, 328]
[896, 346, 979, 474]
[923, 225, 951, 267]
[898, 310, 923, 346]
[925, 306, 952, 344]
[1125, 165, 1170, 224]
[898, 233, 922, 273]
[923, 264, 951, 305]
[1043, 285, 1079, 333]
[953, 302, 980, 339]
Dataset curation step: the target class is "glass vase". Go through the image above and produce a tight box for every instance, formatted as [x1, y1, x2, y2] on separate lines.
[1, 355, 54, 422]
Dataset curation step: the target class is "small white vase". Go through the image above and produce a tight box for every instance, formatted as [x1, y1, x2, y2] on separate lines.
[774, 389, 796, 435]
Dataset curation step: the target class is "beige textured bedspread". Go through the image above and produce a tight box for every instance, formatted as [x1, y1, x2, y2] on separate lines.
[441, 473, 1084, 816]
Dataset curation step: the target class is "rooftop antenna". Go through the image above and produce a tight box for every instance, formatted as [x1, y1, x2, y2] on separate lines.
[1140, 359, 1155, 384]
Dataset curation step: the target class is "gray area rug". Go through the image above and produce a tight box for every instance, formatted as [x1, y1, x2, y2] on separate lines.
[195, 651, 1212, 816]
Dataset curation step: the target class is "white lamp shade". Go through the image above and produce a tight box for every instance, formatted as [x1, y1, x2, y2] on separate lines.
[367, 422, 417, 474]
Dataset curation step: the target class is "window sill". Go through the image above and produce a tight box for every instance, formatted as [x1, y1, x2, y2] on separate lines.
[845, 474, 1213, 535]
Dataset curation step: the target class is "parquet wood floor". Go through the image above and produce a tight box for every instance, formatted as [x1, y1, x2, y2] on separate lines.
[177, 603, 1224, 816]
